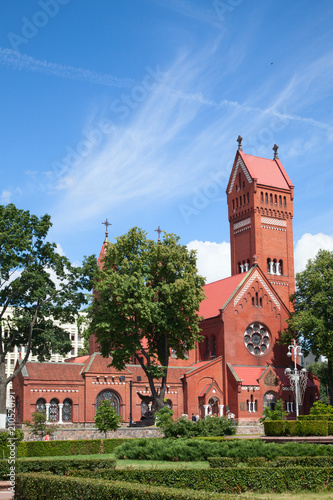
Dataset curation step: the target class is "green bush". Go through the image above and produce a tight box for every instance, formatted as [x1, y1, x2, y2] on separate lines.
[264, 420, 328, 437]
[45, 467, 333, 494]
[299, 414, 333, 421]
[0, 456, 116, 479]
[0, 429, 24, 459]
[114, 437, 333, 462]
[310, 401, 333, 415]
[15, 473, 240, 499]
[102, 437, 135, 454]
[17, 438, 102, 458]
[208, 456, 333, 468]
[162, 416, 236, 438]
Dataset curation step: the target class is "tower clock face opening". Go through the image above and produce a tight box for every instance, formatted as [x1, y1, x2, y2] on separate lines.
[244, 323, 271, 356]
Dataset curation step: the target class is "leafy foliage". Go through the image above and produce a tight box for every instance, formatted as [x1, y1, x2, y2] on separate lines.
[114, 437, 333, 462]
[0, 203, 96, 415]
[308, 361, 330, 404]
[25, 410, 58, 440]
[160, 415, 236, 438]
[285, 249, 333, 402]
[154, 406, 174, 428]
[88, 227, 205, 411]
[259, 399, 287, 422]
[94, 401, 123, 437]
[310, 400, 333, 415]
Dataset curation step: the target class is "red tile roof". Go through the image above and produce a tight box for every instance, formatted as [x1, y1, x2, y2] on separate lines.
[199, 273, 246, 319]
[231, 365, 265, 386]
[239, 151, 293, 190]
[23, 362, 84, 381]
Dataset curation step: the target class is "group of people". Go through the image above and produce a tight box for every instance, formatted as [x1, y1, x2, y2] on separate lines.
[191, 413, 200, 422]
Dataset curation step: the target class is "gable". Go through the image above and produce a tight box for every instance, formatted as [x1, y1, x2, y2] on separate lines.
[199, 273, 247, 319]
[233, 268, 281, 311]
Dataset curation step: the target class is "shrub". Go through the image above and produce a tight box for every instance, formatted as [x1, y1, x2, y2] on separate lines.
[0, 429, 24, 459]
[155, 406, 174, 429]
[25, 411, 58, 440]
[0, 457, 116, 479]
[114, 437, 333, 462]
[264, 420, 328, 437]
[31, 467, 333, 494]
[260, 399, 287, 422]
[162, 415, 236, 438]
[16, 438, 102, 458]
[310, 401, 333, 415]
[15, 473, 241, 499]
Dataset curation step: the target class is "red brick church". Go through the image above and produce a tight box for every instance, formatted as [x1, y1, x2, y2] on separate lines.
[12, 140, 319, 425]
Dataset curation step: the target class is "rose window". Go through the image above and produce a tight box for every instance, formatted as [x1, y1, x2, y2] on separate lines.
[244, 323, 270, 356]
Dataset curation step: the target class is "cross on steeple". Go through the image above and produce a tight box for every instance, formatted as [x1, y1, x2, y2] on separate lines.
[155, 226, 162, 242]
[237, 135, 243, 151]
[102, 218, 112, 236]
[273, 144, 279, 159]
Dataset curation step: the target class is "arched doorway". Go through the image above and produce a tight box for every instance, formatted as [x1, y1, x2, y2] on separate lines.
[208, 396, 220, 416]
[263, 391, 277, 411]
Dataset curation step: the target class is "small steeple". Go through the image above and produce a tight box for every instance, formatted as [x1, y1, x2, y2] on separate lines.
[237, 135, 243, 151]
[273, 144, 279, 159]
[154, 225, 162, 242]
[101, 218, 111, 242]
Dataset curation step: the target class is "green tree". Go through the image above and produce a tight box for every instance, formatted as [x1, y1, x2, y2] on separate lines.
[285, 250, 333, 403]
[155, 405, 174, 429]
[259, 399, 287, 422]
[309, 400, 333, 415]
[0, 204, 96, 426]
[88, 227, 205, 412]
[94, 401, 123, 437]
[25, 410, 58, 440]
[308, 361, 330, 404]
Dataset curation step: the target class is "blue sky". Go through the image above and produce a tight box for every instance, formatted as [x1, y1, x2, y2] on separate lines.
[1, 0, 333, 282]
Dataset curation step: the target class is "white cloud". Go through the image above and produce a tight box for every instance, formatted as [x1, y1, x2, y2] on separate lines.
[294, 233, 333, 273]
[0, 48, 134, 89]
[187, 240, 231, 283]
[0, 190, 12, 204]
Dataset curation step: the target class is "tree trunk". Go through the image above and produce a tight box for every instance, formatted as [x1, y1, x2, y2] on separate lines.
[0, 361, 7, 428]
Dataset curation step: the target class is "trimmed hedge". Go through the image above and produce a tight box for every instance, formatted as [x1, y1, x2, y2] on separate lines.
[207, 456, 333, 468]
[61, 467, 333, 493]
[0, 456, 116, 479]
[17, 438, 101, 457]
[298, 414, 333, 421]
[11, 437, 130, 458]
[15, 473, 238, 500]
[264, 420, 329, 436]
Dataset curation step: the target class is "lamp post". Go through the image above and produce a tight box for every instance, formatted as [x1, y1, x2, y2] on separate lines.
[284, 340, 308, 419]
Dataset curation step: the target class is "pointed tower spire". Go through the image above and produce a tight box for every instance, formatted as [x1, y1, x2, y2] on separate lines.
[101, 218, 111, 242]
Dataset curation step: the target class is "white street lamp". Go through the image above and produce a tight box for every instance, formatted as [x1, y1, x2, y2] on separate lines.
[284, 340, 308, 419]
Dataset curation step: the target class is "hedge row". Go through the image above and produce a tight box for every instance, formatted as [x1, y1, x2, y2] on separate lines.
[264, 419, 333, 436]
[0, 456, 116, 479]
[64, 466, 333, 493]
[207, 456, 333, 467]
[298, 414, 333, 422]
[15, 473, 236, 500]
[4, 437, 131, 458]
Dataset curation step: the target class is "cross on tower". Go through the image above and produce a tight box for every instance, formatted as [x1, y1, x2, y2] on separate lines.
[237, 135, 243, 151]
[155, 226, 162, 242]
[102, 218, 112, 236]
[273, 144, 279, 159]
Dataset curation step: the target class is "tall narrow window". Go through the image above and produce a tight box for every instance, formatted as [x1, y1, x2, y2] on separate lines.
[204, 337, 209, 358]
[270, 193, 273, 203]
[274, 194, 277, 204]
[261, 192, 264, 202]
[211, 336, 217, 357]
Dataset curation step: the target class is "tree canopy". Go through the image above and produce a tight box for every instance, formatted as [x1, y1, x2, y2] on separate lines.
[88, 227, 205, 411]
[286, 249, 333, 403]
[0, 203, 96, 424]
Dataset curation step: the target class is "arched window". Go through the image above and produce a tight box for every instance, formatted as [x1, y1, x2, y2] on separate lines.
[63, 398, 72, 422]
[267, 258, 271, 273]
[265, 193, 268, 203]
[279, 195, 282, 205]
[273, 259, 277, 274]
[204, 337, 210, 358]
[49, 398, 59, 422]
[96, 390, 120, 414]
[36, 398, 46, 413]
[141, 401, 148, 417]
[274, 194, 277, 204]
[270, 193, 273, 203]
[279, 259, 283, 275]
[263, 392, 277, 411]
[211, 336, 217, 357]
[164, 399, 173, 409]
[261, 191, 263, 202]
[283, 196, 286, 206]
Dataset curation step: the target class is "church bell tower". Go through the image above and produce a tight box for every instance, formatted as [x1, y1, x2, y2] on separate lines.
[226, 137, 295, 307]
